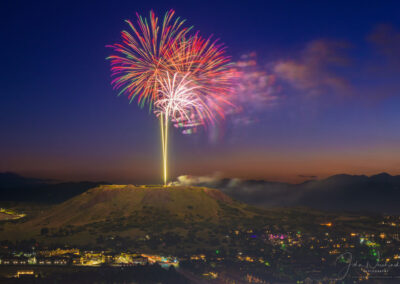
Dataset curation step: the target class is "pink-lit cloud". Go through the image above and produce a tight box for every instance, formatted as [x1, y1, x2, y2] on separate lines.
[273, 39, 351, 96]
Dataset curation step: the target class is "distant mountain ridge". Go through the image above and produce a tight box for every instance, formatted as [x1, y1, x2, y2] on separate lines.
[294, 173, 400, 213]
[175, 173, 400, 214]
[0, 172, 47, 188]
[0, 172, 108, 203]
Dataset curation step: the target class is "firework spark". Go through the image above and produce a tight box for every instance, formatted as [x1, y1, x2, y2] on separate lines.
[107, 10, 191, 108]
[154, 72, 209, 124]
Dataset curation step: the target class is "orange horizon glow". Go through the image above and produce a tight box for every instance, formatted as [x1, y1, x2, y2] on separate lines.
[3, 144, 400, 184]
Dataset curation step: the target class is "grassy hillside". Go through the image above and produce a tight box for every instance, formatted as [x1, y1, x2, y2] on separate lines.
[0, 185, 387, 254]
[29, 185, 239, 227]
[0, 185, 260, 252]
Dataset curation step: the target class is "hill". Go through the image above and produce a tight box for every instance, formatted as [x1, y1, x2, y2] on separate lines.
[0, 185, 263, 253]
[28, 185, 241, 227]
[0, 185, 386, 254]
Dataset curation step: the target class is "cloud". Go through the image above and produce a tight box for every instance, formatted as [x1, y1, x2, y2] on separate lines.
[367, 24, 400, 77]
[273, 39, 351, 96]
[209, 26, 400, 141]
[298, 175, 317, 179]
[172, 173, 223, 187]
[172, 173, 303, 207]
[368, 24, 400, 69]
[356, 24, 400, 101]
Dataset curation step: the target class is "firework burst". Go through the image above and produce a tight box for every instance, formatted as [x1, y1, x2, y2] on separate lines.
[108, 10, 235, 186]
[154, 72, 210, 124]
[107, 10, 191, 107]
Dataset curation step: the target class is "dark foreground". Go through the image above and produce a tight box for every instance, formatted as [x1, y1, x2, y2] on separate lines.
[0, 265, 190, 284]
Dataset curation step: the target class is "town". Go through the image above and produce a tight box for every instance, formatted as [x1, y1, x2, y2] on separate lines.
[1, 215, 399, 282]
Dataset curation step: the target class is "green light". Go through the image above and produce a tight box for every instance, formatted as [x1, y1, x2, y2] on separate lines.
[215, 250, 219, 254]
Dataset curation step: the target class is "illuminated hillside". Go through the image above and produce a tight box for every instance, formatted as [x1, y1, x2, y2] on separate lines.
[29, 185, 246, 227]
[0, 185, 387, 254]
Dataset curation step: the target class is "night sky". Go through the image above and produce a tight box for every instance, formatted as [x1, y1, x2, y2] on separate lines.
[1, 0, 400, 184]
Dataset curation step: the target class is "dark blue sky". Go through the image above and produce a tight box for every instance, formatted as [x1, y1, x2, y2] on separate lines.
[1, 0, 400, 183]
